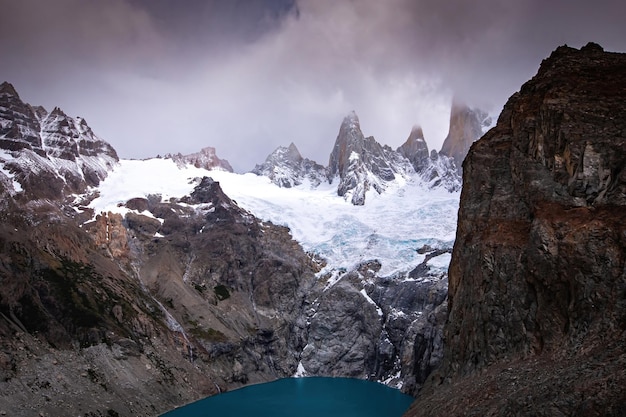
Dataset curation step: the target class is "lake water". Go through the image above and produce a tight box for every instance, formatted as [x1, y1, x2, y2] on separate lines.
[161, 377, 414, 417]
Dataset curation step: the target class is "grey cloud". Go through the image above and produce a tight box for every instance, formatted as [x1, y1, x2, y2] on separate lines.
[1, 0, 625, 171]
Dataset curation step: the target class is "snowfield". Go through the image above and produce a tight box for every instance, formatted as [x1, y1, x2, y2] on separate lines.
[90, 158, 459, 277]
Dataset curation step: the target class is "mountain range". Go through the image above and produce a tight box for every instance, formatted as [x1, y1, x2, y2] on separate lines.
[252, 108, 485, 205]
[0, 79, 481, 416]
[2, 42, 621, 417]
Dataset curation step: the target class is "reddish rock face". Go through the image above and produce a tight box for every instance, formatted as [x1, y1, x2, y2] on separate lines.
[405, 43, 626, 415]
[439, 99, 490, 175]
[166, 146, 234, 172]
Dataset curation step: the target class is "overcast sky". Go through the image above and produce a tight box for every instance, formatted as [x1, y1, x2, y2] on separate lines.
[1, 0, 625, 171]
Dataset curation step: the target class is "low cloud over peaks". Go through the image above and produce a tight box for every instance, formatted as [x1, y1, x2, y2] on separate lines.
[1, 0, 625, 171]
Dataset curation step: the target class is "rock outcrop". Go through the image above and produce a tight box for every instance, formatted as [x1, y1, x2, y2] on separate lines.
[439, 99, 491, 175]
[301, 254, 450, 393]
[251, 142, 327, 187]
[405, 43, 626, 416]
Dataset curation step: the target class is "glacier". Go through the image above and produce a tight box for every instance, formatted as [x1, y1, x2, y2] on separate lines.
[89, 158, 459, 277]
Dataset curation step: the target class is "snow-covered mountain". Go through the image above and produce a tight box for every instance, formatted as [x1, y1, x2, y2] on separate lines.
[251, 142, 327, 188]
[253, 111, 462, 205]
[0, 81, 118, 200]
[90, 158, 458, 277]
[0, 80, 457, 280]
[327, 111, 416, 205]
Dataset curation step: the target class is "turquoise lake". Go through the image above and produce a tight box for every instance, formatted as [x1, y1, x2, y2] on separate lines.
[161, 377, 414, 417]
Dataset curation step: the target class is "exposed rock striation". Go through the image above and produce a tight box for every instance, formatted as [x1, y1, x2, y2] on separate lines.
[0, 81, 118, 200]
[405, 43, 626, 416]
[0, 82, 45, 155]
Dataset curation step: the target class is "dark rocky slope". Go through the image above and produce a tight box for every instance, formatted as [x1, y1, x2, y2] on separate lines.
[0, 84, 320, 416]
[0, 174, 320, 416]
[405, 43, 626, 416]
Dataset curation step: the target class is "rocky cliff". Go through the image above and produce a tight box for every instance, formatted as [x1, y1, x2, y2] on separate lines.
[405, 42, 626, 416]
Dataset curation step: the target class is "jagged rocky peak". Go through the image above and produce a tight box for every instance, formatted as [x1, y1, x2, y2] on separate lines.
[328, 111, 410, 205]
[0, 82, 118, 199]
[397, 125, 429, 172]
[0, 81, 44, 155]
[395, 123, 461, 192]
[166, 146, 233, 172]
[327, 111, 365, 178]
[439, 98, 491, 174]
[39, 106, 118, 161]
[252, 142, 326, 188]
[181, 176, 249, 219]
[406, 43, 626, 415]
[30, 104, 48, 120]
[40, 107, 80, 160]
[282, 142, 303, 161]
[0, 81, 19, 96]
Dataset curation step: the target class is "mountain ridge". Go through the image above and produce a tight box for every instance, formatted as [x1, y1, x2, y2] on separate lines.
[253, 111, 465, 205]
[0, 81, 118, 201]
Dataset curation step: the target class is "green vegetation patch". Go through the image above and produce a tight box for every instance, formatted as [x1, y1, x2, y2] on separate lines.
[189, 326, 227, 342]
[213, 284, 230, 301]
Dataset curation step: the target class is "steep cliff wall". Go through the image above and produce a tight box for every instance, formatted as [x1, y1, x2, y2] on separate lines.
[406, 43, 626, 416]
